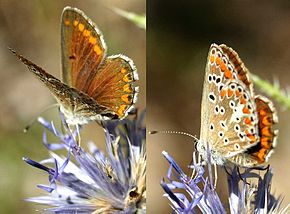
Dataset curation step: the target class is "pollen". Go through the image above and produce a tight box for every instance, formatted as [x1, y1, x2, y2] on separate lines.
[121, 94, 132, 103]
[78, 23, 85, 32]
[89, 36, 97, 45]
[94, 45, 102, 55]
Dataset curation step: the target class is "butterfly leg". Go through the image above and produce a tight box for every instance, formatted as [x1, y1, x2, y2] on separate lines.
[214, 163, 218, 188]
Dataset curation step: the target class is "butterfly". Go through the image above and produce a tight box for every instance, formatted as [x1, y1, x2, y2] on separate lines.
[196, 43, 278, 167]
[10, 6, 139, 126]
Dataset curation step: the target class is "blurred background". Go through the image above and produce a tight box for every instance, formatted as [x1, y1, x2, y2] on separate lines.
[0, 0, 145, 213]
[148, 0, 290, 213]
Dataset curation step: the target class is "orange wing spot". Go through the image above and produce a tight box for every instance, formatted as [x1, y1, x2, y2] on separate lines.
[261, 127, 271, 137]
[89, 36, 97, 45]
[215, 57, 221, 65]
[247, 134, 256, 143]
[121, 67, 127, 73]
[242, 106, 250, 114]
[224, 69, 232, 79]
[118, 105, 128, 117]
[121, 94, 132, 104]
[210, 55, 214, 63]
[64, 20, 70, 26]
[227, 89, 233, 97]
[94, 45, 102, 55]
[262, 116, 271, 126]
[259, 109, 267, 116]
[73, 20, 79, 26]
[220, 89, 226, 99]
[83, 30, 91, 37]
[244, 117, 252, 125]
[220, 62, 226, 71]
[261, 137, 272, 149]
[257, 149, 267, 162]
[123, 73, 134, 83]
[240, 97, 246, 105]
[78, 23, 85, 32]
[123, 84, 133, 93]
[235, 90, 240, 97]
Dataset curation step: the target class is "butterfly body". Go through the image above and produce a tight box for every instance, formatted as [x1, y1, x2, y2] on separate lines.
[197, 44, 278, 167]
[11, 7, 138, 125]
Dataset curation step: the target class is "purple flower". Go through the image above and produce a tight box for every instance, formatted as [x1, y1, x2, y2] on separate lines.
[161, 151, 288, 213]
[24, 111, 146, 213]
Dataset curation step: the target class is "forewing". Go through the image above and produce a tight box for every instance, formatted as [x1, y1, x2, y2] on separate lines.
[85, 55, 139, 119]
[200, 44, 260, 158]
[61, 7, 106, 91]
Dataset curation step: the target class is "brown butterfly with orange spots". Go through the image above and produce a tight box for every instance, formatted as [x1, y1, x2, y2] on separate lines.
[10, 6, 138, 125]
[196, 43, 278, 167]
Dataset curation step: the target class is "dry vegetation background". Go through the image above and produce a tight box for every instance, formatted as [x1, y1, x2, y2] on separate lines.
[148, 1, 290, 213]
[0, 0, 145, 213]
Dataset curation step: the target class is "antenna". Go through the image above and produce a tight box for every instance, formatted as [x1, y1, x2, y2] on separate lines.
[149, 130, 199, 143]
[23, 103, 59, 132]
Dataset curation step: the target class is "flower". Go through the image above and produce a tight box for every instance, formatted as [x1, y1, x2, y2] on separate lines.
[161, 151, 289, 213]
[24, 111, 146, 213]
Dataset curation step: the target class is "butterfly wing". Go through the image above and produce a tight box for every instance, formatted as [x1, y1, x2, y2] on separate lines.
[61, 7, 138, 119]
[229, 95, 278, 166]
[10, 49, 113, 125]
[85, 55, 139, 119]
[61, 7, 106, 91]
[199, 44, 261, 164]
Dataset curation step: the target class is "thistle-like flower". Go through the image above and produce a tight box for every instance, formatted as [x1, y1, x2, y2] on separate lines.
[24, 111, 146, 213]
[161, 151, 289, 213]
